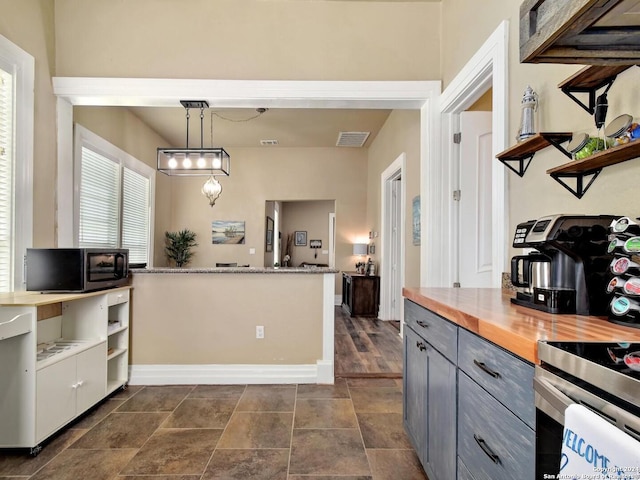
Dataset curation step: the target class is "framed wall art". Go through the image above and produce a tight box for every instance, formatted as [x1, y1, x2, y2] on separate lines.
[294, 231, 307, 246]
[265, 216, 274, 252]
[212, 220, 246, 244]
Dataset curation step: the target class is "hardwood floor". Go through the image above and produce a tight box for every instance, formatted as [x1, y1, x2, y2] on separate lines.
[334, 306, 403, 378]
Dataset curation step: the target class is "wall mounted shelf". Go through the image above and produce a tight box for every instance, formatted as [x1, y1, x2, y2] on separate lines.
[496, 133, 573, 177]
[547, 140, 640, 198]
[558, 65, 632, 115]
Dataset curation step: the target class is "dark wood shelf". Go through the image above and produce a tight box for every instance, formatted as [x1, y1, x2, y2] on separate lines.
[496, 133, 573, 177]
[558, 65, 633, 114]
[546, 140, 640, 198]
[547, 140, 640, 175]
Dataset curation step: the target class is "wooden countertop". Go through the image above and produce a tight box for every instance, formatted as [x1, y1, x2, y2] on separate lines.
[0, 286, 131, 307]
[403, 287, 640, 364]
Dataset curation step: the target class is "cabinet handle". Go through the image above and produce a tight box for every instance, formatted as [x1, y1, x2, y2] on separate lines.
[416, 320, 429, 328]
[473, 434, 501, 464]
[473, 359, 501, 378]
[76, 380, 84, 388]
[416, 341, 426, 351]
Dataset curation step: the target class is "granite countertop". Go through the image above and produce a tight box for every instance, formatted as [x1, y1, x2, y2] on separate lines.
[132, 267, 338, 274]
[403, 287, 640, 363]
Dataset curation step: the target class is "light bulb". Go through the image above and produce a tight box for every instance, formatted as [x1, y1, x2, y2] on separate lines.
[212, 157, 222, 169]
[183, 158, 192, 169]
[168, 157, 178, 169]
[197, 156, 206, 168]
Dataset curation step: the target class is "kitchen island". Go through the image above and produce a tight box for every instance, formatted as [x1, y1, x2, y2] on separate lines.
[129, 267, 336, 385]
[402, 287, 640, 480]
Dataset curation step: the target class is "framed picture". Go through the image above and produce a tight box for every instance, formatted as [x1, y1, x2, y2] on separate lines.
[212, 220, 246, 244]
[265, 216, 274, 252]
[412, 195, 421, 246]
[294, 231, 307, 246]
[310, 239, 322, 249]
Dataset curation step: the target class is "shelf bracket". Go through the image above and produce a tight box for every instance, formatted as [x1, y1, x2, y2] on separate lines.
[498, 155, 534, 178]
[549, 169, 602, 199]
[561, 77, 617, 116]
[545, 136, 572, 160]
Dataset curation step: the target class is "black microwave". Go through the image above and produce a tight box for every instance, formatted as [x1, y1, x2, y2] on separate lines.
[26, 248, 129, 293]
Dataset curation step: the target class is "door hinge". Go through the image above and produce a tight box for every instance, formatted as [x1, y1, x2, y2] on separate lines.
[453, 132, 462, 144]
[453, 190, 461, 201]
[453, 282, 461, 288]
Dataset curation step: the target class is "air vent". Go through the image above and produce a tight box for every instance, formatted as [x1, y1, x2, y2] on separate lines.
[260, 139, 279, 146]
[336, 131, 370, 147]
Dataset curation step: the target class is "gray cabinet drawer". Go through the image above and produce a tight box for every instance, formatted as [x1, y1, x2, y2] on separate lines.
[404, 300, 457, 362]
[458, 372, 534, 480]
[457, 328, 534, 428]
[458, 457, 477, 480]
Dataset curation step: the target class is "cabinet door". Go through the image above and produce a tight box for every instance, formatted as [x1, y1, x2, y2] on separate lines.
[36, 356, 76, 442]
[426, 347, 457, 480]
[403, 327, 428, 465]
[76, 343, 106, 414]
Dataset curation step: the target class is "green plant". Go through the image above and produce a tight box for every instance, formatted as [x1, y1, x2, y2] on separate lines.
[165, 229, 198, 267]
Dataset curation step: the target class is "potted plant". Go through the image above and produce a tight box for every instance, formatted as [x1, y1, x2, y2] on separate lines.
[165, 229, 198, 267]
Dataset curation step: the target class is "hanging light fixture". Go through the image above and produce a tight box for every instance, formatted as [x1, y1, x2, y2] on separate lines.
[157, 100, 230, 177]
[202, 175, 222, 206]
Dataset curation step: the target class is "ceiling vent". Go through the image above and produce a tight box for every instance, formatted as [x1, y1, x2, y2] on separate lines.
[260, 139, 279, 146]
[336, 131, 370, 147]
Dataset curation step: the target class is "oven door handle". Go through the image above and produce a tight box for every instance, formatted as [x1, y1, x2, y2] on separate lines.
[534, 375, 573, 417]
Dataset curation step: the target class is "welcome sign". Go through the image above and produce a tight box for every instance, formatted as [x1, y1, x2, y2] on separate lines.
[554, 404, 640, 480]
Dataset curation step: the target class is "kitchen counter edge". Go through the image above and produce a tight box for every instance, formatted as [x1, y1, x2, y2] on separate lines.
[0, 285, 132, 307]
[403, 287, 640, 364]
[132, 267, 338, 274]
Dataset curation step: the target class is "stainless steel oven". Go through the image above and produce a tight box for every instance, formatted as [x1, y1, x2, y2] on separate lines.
[534, 341, 640, 479]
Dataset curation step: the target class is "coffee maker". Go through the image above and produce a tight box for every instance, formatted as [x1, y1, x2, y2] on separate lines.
[510, 214, 617, 315]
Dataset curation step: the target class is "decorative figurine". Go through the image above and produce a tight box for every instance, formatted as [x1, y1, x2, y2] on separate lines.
[517, 85, 538, 142]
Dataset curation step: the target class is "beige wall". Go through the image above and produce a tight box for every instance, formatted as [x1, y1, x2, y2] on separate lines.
[441, 1, 640, 264]
[0, 0, 57, 248]
[167, 147, 367, 282]
[130, 273, 325, 365]
[54, 0, 441, 81]
[367, 109, 421, 289]
[281, 200, 335, 267]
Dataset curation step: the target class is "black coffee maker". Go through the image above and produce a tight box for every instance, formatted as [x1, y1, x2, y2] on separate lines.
[510, 214, 617, 315]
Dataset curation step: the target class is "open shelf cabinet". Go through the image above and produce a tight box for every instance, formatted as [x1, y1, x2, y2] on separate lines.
[496, 133, 572, 177]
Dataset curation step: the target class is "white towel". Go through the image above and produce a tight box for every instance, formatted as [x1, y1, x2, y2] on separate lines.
[559, 404, 640, 479]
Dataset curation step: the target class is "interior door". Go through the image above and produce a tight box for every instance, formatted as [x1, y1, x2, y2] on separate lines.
[458, 111, 493, 287]
[390, 178, 402, 320]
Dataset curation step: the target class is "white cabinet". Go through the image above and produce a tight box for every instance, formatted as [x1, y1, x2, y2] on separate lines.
[0, 287, 130, 453]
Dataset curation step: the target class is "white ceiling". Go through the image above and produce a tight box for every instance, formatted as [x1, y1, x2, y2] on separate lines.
[126, 106, 392, 149]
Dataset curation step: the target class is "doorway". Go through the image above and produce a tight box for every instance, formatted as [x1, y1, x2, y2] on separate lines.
[380, 153, 405, 330]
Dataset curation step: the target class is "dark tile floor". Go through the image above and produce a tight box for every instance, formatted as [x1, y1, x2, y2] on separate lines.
[0, 378, 427, 480]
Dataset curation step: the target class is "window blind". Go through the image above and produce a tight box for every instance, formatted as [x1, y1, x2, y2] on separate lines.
[78, 146, 119, 248]
[122, 167, 150, 265]
[0, 67, 13, 292]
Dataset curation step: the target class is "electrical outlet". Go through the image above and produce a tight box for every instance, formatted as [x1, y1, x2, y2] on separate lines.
[256, 325, 264, 339]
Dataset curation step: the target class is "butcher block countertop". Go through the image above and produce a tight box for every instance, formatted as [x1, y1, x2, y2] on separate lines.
[403, 287, 640, 364]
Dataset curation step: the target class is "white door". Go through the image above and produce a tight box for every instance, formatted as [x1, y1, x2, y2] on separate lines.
[458, 111, 493, 287]
[390, 178, 402, 320]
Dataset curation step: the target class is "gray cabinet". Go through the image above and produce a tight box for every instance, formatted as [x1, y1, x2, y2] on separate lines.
[403, 298, 536, 480]
[403, 300, 457, 480]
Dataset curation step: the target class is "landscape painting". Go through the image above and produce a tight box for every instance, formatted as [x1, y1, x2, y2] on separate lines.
[212, 220, 246, 244]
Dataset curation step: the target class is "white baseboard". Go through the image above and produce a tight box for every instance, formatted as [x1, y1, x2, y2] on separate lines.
[334, 295, 341, 306]
[128, 362, 332, 385]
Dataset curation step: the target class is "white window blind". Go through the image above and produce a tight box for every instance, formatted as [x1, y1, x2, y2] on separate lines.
[75, 125, 154, 267]
[78, 146, 119, 248]
[0, 67, 14, 292]
[122, 167, 150, 265]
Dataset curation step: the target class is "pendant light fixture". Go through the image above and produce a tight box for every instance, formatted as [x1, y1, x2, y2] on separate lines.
[157, 100, 230, 177]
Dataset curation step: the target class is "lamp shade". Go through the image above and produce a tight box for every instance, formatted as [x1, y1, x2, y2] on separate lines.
[353, 243, 368, 256]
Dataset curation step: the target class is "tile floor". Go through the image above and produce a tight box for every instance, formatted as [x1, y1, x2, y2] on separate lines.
[0, 378, 427, 480]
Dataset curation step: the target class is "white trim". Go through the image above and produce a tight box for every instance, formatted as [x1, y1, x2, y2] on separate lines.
[435, 20, 509, 288]
[53, 78, 438, 109]
[321, 273, 335, 383]
[328, 212, 336, 269]
[129, 364, 321, 385]
[0, 34, 34, 291]
[380, 153, 406, 322]
[334, 294, 342, 306]
[56, 99, 74, 247]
